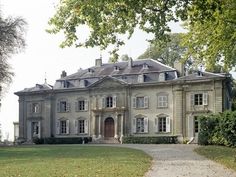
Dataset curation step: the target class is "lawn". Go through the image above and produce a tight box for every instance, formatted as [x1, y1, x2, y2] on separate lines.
[0, 145, 152, 177]
[195, 145, 236, 171]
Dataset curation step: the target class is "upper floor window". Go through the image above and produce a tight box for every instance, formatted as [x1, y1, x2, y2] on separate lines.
[56, 119, 69, 135]
[157, 94, 168, 108]
[102, 96, 117, 108]
[75, 99, 88, 111]
[132, 116, 148, 133]
[132, 96, 149, 109]
[155, 116, 170, 133]
[57, 100, 70, 113]
[191, 93, 208, 106]
[32, 103, 41, 113]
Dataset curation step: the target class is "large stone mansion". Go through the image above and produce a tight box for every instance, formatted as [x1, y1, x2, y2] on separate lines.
[15, 58, 232, 143]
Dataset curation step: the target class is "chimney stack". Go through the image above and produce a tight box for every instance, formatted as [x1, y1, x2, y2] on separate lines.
[95, 58, 102, 67]
[174, 61, 184, 77]
[128, 58, 133, 68]
[61, 70, 67, 78]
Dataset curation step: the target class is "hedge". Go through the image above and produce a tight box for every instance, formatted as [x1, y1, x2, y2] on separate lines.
[122, 136, 178, 144]
[33, 137, 92, 144]
[198, 111, 236, 147]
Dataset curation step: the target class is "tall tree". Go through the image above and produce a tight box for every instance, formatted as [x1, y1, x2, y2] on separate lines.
[48, 0, 236, 70]
[138, 33, 186, 67]
[0, 12, 26, 87]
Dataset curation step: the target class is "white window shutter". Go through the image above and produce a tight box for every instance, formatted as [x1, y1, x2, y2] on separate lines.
[38, 121, 41, 138]
[37, 103, 41, 113]
[144, 96, 149, 108]
[56, 120, 60, 134]
[155, 118, 159, 133]
[132, 97, 136, 108]
[66, 120, 70, 134]
[113, 96, 117, 108]
[57, 103, 60, 112]
[66, 103, 70, 112]
[101, 97, 105, 108]
[84, 120, 88, 134]
[75, 101, 79, 112]
[203, 93, 208, 105]
[74, 119, 78, 134]
[164, 96, 168, 107]
[84, 100, 88, 111]
[144, 117, 149, 133]
[191, 94, 194, 106]
[132, 118, 136, 133]
[166, 117, 171, 133]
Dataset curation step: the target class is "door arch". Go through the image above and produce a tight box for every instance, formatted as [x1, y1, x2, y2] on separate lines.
[104, 117, 114, 138]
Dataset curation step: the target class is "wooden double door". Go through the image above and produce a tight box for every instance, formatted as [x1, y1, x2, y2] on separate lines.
[104, 117, 114, 138]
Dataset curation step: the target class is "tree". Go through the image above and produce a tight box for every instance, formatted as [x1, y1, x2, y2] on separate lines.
[48, 0, 236, 70]
[138, 33, 186, 67]
[0, 12, 26, 87]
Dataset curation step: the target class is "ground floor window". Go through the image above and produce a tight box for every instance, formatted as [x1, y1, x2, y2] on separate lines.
[79, 120, 85, 133]
[194, 116, 199, 133]
[136, 118, 145, 133]
[133, 117, 148, 133]
[156, 116, 170, 133]
[32, 122, 39, 137]
[158, 117, 166, 132]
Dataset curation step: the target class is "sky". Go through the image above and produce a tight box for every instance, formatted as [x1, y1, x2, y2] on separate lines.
[0, 0, 185, 141]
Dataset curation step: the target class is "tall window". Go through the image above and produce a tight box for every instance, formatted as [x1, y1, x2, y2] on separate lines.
[106, 96, 113, 107]
[156, 116, 170, 133]
[136, 118, 145, 133]
[194, 117, 199, 133]
[79, 120, 85, 133]
[32, 122, 39, 137]
[157, 95, 168, 108]
[60, 120, 67, 134]
[158, 117, 166, 132]
[194, 94, 203, 105]
[79, 100, 85, 110]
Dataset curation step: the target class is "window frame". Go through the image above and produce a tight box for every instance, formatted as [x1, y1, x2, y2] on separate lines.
[157, 94, 168, 108]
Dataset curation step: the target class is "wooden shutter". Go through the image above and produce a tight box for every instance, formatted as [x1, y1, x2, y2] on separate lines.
[191, 94, 194, 106]
[57, 102, 60, 112]
[203, 93, 208, 105]
[113, 96, 117, 108]
[155, 118, 159, 133]
[74, 119, 78, 134]
[38, 121, 41, 138]
[56, 120, 60, 135]
[144, 96, 149, 108]
[132, 97, 136, 108]
[144, 117, 149, 133]
[75, 101, 79, 112]
[132, 118, 136, 133]
[84, 120, 88, 134]
[66, 103, 70, 112]
[84, 100, 88, 111]
[66, 120, 70, 134]
[166, 117, 171, 133]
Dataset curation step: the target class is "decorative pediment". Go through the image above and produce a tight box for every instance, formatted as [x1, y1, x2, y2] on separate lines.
[88, 76, 128, 89]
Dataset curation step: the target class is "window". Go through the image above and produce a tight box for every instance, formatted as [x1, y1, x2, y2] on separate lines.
[157, 95, 168, 108]
[79, 101, 85, 110]
[57, 100, 70, 112]
[32, 103, 40, 113]
[106, 96, 113, 107]
[102, 96, 116, 108]
[75, 119, 88, 134]
[132, 96, 148, 108]
[155, 116, 170, 133]
[56, 119, 69, 135]
[191, 93, 208, 106]
[75, 99, 88, 111]
[132, 117, 148, 133]
[32, 122, 40, 137]
[194, 117, 199, 133]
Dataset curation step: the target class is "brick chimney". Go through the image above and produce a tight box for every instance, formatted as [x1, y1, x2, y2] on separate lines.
[60, 70, 67, 78]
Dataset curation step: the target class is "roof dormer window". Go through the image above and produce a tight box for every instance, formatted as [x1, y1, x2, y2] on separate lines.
[88, 68, 93, 73]
[114, 66, 119, 71]
[143, 63, 149, 69]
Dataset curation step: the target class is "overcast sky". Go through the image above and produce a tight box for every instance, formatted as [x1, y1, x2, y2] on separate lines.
[0, 0, 186, 140]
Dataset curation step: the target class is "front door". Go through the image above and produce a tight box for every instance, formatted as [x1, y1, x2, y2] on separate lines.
[104, 117, 114, 138]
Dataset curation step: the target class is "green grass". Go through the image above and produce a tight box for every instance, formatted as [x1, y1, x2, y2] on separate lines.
[195, 146, 236, 171]
[0, 145, 152, 177]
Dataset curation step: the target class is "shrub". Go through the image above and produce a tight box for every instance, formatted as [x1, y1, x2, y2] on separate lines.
[123, 136, 177, 144]
[34, 137, 92, 144]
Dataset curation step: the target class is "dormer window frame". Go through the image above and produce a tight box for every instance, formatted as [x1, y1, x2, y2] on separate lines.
[143, 63, 149, 69]
[114, 66, 119, 71]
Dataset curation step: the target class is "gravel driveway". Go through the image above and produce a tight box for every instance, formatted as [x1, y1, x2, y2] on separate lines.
[120, 144, 236, 177]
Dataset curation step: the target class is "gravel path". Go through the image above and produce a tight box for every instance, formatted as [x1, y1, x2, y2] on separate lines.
[120, 144, 236, 177]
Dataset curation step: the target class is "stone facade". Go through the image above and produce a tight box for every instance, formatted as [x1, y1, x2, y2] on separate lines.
[15, 59, 232, 143]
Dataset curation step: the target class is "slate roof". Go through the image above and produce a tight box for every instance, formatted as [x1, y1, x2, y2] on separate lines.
[15, 83, 53, 94]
